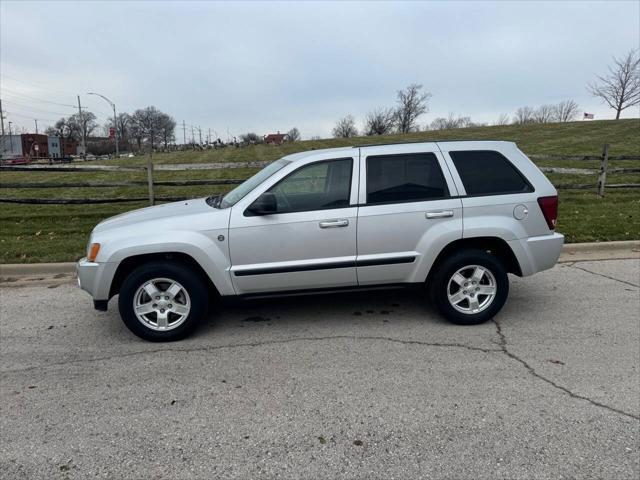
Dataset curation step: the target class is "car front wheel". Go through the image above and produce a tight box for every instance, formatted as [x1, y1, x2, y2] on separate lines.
[429, 249, 509, 325]
[118, 261, 209, 341]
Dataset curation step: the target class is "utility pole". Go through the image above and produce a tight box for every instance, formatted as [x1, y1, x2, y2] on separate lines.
[0, 99, 5, 136]
[8, 121, 14, 154]
[34, 119, 38, 134]
[182, 120, 186, 145]
[77, 95, 86, 158]
[198, 126, 202, 145]
[191, 126, 195, 144]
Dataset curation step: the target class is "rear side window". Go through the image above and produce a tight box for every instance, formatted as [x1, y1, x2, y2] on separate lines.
[366, 153, 449, 204]
[449, 150, 533, 196]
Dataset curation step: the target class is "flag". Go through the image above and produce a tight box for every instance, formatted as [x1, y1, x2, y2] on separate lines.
[583, 112, 594, 119]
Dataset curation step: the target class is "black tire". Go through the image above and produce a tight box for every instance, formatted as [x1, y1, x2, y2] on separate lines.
[118, 261, 209, 341]
[429, 249, 509, 325]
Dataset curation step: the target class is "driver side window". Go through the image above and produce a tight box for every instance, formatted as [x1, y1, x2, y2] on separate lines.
[269, 158, 353, 213]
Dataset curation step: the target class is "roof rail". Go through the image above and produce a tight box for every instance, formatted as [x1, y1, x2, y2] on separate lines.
[352, 139, 508, 148]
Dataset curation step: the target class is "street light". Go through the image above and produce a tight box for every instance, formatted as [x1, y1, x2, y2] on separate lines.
[87, 92, 119, 157]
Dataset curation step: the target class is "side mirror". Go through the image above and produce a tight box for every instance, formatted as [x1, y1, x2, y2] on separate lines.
[247, 192, 277, 216]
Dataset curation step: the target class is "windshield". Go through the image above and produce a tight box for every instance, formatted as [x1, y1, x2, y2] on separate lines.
[220, 158, 291, 208]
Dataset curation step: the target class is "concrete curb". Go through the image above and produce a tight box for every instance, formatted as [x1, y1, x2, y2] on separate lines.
[0, 262, 77, 277]
[1, 241, 638, 278]
[561, 240, 640, 254]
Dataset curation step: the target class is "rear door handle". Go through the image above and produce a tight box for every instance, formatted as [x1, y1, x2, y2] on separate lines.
[426, 210, 454, 219]
[319, 219, 349, 228]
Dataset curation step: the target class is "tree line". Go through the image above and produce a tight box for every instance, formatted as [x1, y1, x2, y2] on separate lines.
[45, 106, 176, 155]
[333, 49, 639, 138]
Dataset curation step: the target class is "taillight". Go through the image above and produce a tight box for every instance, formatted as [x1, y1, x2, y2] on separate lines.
[537, 196, 558, 230]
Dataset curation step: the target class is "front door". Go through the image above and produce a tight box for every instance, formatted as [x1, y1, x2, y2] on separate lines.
[228, 154, 359, 294]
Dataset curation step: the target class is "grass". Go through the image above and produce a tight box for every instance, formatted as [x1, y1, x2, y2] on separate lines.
[99, 119, 640, 167]
[1, 119, 639, 263]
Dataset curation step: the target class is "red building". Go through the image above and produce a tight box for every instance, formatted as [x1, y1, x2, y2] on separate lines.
[21, 134, 49, 158]
[264, 132, 287, 145]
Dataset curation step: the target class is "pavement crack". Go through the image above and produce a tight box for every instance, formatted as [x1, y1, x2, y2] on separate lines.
[568, 264, 639, 288]
[492, 319, 639, 421]
[3, 335, 502, 374]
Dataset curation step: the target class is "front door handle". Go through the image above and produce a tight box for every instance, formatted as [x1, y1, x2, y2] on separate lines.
[426, 210, 454, 219]
[319, 219, 349, 228]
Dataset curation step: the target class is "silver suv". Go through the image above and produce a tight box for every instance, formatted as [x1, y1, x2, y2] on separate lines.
[77, 141, 564, 341]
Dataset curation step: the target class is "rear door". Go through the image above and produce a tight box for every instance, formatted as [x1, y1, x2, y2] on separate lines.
[356, 143, 463, 285]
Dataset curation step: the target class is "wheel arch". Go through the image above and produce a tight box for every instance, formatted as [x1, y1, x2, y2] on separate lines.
[426, 236, 523, 285]
[109, 252, 221, 300]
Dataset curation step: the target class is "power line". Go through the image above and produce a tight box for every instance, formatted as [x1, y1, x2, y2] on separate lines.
[4, 111, 60, 122]
[1, 99, 76, 117]
[1, 88, 77, 108]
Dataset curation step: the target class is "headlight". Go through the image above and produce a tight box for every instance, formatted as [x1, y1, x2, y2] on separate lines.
[87, 243, 101, 262]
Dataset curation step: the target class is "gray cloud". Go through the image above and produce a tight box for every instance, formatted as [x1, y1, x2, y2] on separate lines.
[1, 0, 638, 138]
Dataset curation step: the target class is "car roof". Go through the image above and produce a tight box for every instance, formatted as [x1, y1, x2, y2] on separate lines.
[282, 140, 515, 162]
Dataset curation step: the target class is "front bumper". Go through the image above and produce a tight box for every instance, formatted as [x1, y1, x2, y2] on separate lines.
[76, 258, 117, 307]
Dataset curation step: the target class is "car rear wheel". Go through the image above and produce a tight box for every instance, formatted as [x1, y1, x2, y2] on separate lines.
[429, 249, 508, 325]
[118, 261, 209, 341]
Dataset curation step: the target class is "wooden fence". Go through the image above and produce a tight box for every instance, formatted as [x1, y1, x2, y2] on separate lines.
[1, 146, 638, 205]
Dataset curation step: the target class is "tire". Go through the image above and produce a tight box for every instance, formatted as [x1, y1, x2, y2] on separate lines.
[429, 249, 509, 325]
[118, 261, 209, 341]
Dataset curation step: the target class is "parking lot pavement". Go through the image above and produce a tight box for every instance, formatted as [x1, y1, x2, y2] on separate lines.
[0, 259, 638, 480]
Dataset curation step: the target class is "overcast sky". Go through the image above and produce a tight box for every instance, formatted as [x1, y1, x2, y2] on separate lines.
[1, 0, 638, 139]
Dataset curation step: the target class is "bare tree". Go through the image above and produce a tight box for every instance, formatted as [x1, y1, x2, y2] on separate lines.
[588, 49, 640, 119]
[514, 106, 536, 124]
[68, 111, 97, 142]
[364, 108, 396, 135]
[533, 104, 556, 123]
[130, 106, 166, 151]
[332, 115, 358, 138]
[159, 113, 176, 149]
[554, 99, 580, 122]
[430, 113, 472, 130]
[106, 112, 131, 144]
[394, 84, 431, 133]
[240, 132, 261, 144]
[287, 127, 301, 142]
[429, 113, 473, 130]
[494, 113, 510, 126]
[45, 118, 75, 142]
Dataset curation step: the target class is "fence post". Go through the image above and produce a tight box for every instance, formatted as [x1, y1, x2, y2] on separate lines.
[146, 151, 155, 206]
[596, 144, 609, 198]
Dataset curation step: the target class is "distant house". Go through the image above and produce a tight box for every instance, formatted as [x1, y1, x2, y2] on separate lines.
[0, 135, 23, 159]
[62, 138, 78, 156]
[21, 134, 49, 158]
[48, 135, 62, 158]
[264, 132, 287, 145]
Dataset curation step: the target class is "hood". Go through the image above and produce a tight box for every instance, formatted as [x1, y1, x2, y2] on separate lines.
[93, 197, 219, 233]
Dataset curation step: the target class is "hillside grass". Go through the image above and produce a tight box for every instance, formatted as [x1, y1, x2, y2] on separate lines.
[100, 119, 640, 167]
[1, 119, 638, 263]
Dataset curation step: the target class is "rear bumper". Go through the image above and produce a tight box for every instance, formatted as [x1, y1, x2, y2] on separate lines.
[508, 232, 564, 276]
[76, 258, 117, 307]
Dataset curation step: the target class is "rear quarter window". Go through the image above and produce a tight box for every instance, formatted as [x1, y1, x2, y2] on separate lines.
[449, 150, 533, 196]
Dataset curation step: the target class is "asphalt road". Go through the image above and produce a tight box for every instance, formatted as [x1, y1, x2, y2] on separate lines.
[1, 259, 639, 480]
